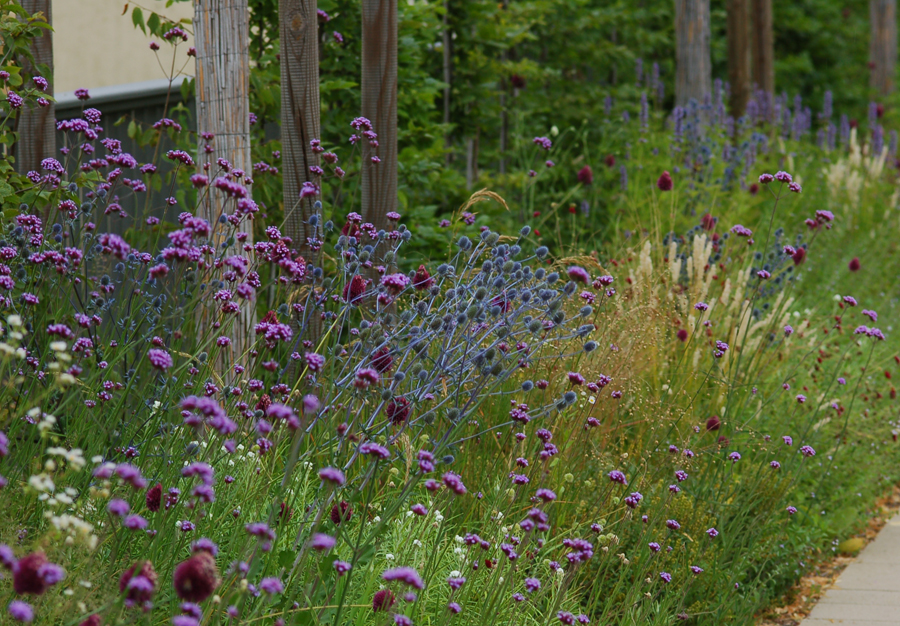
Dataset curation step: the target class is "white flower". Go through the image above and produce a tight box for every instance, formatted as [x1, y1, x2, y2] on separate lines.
[413, 540, 422, 547]
[28, 473, 55, 493]
[385, 553, 395, 560]
[50, 341, 67, 352]
[450, 570, 461, 577]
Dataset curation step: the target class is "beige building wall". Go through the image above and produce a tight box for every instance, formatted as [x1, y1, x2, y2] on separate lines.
[53, 0, 195, 94]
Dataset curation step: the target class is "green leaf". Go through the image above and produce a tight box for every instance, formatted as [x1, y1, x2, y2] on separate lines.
[320, 79, 358, 94]
[127, 120, 138, 140]
[0, 181, 13, 203]
[147, 12, 161, 36]
[141, 127, 157, 145]
[277, 549, 294, 569]
[180, 77, 193, 103]
[132, 7, 145, 34]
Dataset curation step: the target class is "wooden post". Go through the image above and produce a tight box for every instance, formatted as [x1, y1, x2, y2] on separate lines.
[870, 0, 898, 96]
[675, 0, 712, 106]
[193, 0, 255, 353]
[361, 0, 398, 235]
[280, 0, 321, 252]
[727, 0, 751, 117]
[279, 0, 322, 342]
[16, 0, 54, 176]
[751, 0, 774, 97]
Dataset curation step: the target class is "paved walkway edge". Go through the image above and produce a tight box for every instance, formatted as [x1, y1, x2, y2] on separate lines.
[800, 514, 900, 625]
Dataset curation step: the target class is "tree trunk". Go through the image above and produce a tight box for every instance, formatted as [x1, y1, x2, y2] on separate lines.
[442, 0, 452, 168]
[279, 0, 322, 342]
[193, 0, 255, 357]
[465, 132, 478, 190]
[870, 0, 898, 96]
[361, 0, 398, 235]
[499, 0, 509, 175]
[16, 0, 54, 176]
[727, 0, 751, 117]
[675, 0, 712, 106]
[751, 0, 774, 96]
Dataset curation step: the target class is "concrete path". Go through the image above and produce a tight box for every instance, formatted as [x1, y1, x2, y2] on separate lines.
[801, 515, 900, 625]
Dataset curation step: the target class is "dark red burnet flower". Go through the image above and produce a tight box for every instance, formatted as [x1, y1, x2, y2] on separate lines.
[119, 560, 158, 604]
[676, 329, 688, 342]
[386, 396, 410, 424]
[79, 615, 102, 626]
[341, 220, 360, 239]
[577, 165, 593, 185]
[848, 257, 861, 272]
[173, 550, 220, 602]
[146, 483, 162, 512]
[706, 415, 721, 431]
[372, 588, 396, 612]
[604, 154, 616, 168]
[331, 500, 353, 525]
[412, 265, 433, 290]
[343, 274, 368, 304]
[657, 171, 673, 191]
[749, 183, 759, 195]
[279, 502, 293, 523]
[792, 247, 806, 265]
[510, 74, 526, 89]
[13, 552, 55, 595]
[877, 103, 885, 118]
[700, 213, 717, 231]
[370, 347, 393, 373]
[256, 394, 272, 412]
